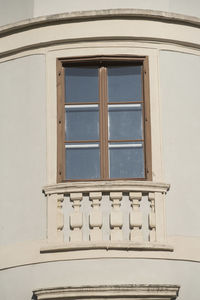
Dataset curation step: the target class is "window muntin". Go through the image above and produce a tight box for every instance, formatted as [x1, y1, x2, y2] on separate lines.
[57, 57, 151, 182]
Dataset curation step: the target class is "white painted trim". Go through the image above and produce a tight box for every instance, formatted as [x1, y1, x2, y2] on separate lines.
[109, 143, 142, 148]
[33, 284, 180, 300]
[108, 104, 141, 108]
[65, 144, 99, 149]
[65, 104, 99, 108]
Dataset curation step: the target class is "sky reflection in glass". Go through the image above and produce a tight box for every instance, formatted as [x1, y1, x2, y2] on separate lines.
[108, 65, 142, 102]
[109, 142, 145, 178]
[65, 67, 99, 102]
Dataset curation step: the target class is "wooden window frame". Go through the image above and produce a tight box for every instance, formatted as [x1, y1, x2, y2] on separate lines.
[57, 56, 152, 182]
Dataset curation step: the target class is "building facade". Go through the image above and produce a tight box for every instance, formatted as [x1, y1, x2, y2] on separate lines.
[0, 1, 200, 299]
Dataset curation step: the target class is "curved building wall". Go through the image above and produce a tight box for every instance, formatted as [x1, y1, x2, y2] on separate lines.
[0, 8, 200, 300]
[160, 51, 200, 236]
[0, 259, 200, 300]
[0, 55, 46, 246]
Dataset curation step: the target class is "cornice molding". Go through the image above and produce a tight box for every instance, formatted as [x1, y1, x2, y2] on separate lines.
[1, 9, 200, 37]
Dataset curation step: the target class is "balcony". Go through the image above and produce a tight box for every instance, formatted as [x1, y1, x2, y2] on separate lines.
[41, 181, 173, 253]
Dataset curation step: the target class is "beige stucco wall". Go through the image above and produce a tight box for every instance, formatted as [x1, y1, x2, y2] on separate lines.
[0, 9, 200, 300]
[0, 55, 46, 246]
[0, 0, 34, 26]
[160, 51, 200, 236]
[0, 9, 199, 260]
[0, 259, 199, 300]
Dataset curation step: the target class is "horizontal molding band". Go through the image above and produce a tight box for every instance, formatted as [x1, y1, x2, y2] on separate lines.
[1, 236, 200, 270]
[1, 37, 200, 61]
[0, 10, 200, 59]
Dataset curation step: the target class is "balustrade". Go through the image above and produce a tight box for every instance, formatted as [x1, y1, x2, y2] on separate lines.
[43, 181, 170, 251]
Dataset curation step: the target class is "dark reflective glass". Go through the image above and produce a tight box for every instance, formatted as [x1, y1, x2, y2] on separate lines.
[65, 144, 100, 179]
[108, 104, 143, 140]
[65, 67, 99, 102]
[108, 65, 142, 102]
[65, 105, 99, 141]
[109, 142, 145, 178]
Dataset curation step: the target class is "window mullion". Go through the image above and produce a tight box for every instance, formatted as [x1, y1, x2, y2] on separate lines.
[99, 66, 109, 179]
[99, 66, 104, 179]
[103, 66, 109, 179]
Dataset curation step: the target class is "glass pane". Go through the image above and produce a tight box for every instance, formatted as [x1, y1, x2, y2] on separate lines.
[65, 105, 99, 141]
[65, 67, 99, 102]
[108, 65, 142, 102]
[65, 144, 100, 179]
[109, 142, 145, 178]
[108, 104, 143, 140]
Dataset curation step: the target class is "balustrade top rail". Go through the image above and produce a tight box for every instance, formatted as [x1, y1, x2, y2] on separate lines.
[43, 180, 170, 195]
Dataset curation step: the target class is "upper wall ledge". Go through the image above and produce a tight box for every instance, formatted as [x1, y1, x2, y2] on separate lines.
[1, 9, 200, 37]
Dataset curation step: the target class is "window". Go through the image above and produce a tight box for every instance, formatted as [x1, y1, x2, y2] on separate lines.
[57, 56, 151, 182]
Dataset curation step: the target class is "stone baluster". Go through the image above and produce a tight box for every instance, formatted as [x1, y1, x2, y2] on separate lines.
[129, 192, 143, 242]
[110, 192, 123, 241]
[89, 192, 102, 241]
[148, 192, 156, 242]
[56, 194, 64, 243]
[69, 193, 83, 242]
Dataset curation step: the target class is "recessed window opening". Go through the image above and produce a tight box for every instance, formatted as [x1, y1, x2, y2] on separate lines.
[57, 57, 151, 182]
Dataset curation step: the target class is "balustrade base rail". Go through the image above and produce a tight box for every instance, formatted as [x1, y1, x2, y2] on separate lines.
[40, 241, 173, 253]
